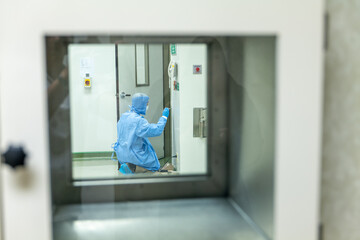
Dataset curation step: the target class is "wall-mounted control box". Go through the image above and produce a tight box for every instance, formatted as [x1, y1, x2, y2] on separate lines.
[84, 73, 91, 88]
[193, 65, 202, 74]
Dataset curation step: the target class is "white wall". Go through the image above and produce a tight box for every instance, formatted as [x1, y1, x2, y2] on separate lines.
[171, 44, 207, 174]
[69, 43, 164, 155]
[69, 44, 117, 153]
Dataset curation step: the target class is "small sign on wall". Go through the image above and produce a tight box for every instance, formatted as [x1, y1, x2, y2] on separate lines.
[170, 44, 177, 55]
[193, 65, 202, 74]
[84, 73, 91, 88]
[80, 57, 94, 78]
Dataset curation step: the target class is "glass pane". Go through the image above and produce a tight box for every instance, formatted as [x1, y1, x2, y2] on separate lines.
[49, 39, 210, 181]
[135, 44, 148, 86]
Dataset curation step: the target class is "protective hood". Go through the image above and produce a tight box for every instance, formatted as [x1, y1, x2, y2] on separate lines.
[130, 93, 149, 115]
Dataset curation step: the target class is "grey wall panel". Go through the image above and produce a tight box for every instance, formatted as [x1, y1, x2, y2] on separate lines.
[228, 37, 276, 239]
[322, 1, 360, 239]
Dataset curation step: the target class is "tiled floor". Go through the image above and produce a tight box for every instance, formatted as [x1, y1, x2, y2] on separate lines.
[72, 157, 175, 180]
[72, 159, 120, 180]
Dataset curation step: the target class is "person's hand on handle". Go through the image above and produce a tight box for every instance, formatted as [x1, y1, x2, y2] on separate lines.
[162, 108, 170, 118]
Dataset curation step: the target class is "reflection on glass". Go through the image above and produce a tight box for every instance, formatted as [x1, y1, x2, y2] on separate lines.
[63, 41, 208, 180]
[135, 44, 149, 86]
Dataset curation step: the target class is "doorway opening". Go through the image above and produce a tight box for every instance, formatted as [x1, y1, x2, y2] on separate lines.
[65, 41, 208, 181]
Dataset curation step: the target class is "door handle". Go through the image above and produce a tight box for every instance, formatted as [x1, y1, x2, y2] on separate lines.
[193, 108, 207, 138]
[120, 92, 131, 99]
[1, 145, 27, 169]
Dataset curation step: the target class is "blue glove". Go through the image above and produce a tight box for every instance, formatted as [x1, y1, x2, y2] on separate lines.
[162, 108, 170, 118]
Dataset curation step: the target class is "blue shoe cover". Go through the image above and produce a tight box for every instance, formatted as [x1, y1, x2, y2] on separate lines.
[119, 164, 134, 175]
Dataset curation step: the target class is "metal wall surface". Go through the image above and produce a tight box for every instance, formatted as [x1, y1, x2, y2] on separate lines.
[53, 198, 264, 240]
[228, 37, 276, 239]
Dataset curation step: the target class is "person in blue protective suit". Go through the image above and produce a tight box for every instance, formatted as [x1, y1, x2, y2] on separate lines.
[112, 93, 169, 174]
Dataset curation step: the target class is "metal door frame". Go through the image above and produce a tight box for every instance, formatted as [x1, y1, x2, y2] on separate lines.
[46, 36, 229, 204]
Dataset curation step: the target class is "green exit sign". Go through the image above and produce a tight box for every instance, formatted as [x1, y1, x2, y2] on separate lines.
[170, 44, 176, 55]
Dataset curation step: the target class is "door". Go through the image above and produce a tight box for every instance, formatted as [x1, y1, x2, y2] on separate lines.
[117, 44, 165, 158]
[170, 44, 208, 174]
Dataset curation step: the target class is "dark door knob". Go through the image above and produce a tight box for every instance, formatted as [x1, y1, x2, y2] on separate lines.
[120, 92, 131, 99]
[1, 145, 27, 169]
